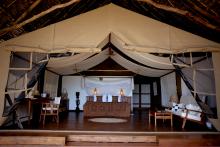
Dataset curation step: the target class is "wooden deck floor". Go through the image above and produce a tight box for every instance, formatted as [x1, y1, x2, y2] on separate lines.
[0, 110, 220, 146]
[22, 109, 215, 132]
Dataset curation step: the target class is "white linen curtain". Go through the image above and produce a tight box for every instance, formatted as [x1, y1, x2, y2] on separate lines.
[47, 53, 94, 68]
[161, 72, 177, 107]
[84, 77, 133, 96]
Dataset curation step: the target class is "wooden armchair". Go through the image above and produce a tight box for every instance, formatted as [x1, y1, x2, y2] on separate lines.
[166, 103, 205, 129]
[181, 108, 205, 129]
[165, 95, 207, 129]
[40, 97, 61, 126]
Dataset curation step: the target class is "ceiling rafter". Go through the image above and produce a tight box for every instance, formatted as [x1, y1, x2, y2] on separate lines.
[138, 0, 220, 31]
[0, 0, 219, 43]
[186, 0, 220, 24]
[0, 0, 42, 37]
[15, 0, 42, 24]
[0, 6, 15, 22]
[196, 0, 217, 16]
[0, 0, 80, 36]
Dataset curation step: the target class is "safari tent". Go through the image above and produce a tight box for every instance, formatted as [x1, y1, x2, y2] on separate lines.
[0, 1, 220, 145]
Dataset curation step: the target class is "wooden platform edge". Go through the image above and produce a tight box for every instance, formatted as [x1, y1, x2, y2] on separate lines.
[67, 135, 158, 143]
[0, 136, 66, 145]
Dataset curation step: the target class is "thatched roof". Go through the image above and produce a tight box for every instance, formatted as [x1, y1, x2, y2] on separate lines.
[0, 0, 219, 43]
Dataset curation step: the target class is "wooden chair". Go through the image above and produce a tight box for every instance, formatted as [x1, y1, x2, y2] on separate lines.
[40, 97, 61, 126]
[181, 108, 205, 129]
[166, 105, 205, 129]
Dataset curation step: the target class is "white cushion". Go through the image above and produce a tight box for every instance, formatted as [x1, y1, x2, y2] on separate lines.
[53, 97, 61, 105]
[102, 94, 107, 102]
[118, 95, 121, 102]
[93, 95, 97, 102]
[171, 103, 185, 112]
[186, 104, 202, 112]
[42, 107, 58, 111]
[181, 111, 201, 121]
[167, 104, 202, 121]
[188, 111, 201, 118]
[107, 94, 112, 102]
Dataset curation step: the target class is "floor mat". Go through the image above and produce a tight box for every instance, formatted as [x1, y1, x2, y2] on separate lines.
[88, 118, 127, 123]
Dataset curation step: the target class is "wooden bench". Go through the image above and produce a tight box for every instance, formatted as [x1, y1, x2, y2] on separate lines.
[0, 136, 66, 146]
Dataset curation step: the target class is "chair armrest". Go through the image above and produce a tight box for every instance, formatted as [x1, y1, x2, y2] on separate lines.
[42, 103, 59, 109]
[163, 106, 172, 110]
[186, 108, 202, 113]
[185, 108, 203, 119]
[42, 102, 50, 107]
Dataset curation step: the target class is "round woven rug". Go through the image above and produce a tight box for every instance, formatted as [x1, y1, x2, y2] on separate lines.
[88, 118, 127, 123]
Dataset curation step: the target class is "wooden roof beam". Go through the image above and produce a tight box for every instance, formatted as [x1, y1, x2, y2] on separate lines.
[138, 0, 220, 31]
[15, 0, 42, 24]
[0, 0, 80, 36]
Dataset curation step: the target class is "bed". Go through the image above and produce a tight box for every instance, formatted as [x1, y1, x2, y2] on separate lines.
[83, 96, 131, 117]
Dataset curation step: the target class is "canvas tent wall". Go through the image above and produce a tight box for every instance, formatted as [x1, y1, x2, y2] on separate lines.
[0, 3, 220, 128]
[0, 50, 10, 125]
[211, 53, 220, 131]
[1, 4, 220, 54]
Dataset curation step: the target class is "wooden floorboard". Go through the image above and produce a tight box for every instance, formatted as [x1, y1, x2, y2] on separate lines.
[0, 110, 219, 146]
[66, 142, 158, 146]
[0, 136, 65, 145]
[67, 135, 157, 143]
[0, 130, 220, 146]
[13, 110, 216, 132]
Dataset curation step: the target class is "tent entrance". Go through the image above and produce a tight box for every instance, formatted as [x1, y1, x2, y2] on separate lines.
[133, 78, 161, 110]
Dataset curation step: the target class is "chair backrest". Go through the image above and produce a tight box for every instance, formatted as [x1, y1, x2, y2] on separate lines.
[53, 97, 61, 105]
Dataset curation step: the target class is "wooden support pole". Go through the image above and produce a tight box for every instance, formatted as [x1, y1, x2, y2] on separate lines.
[25, 73, 28, 96]
[193, 69, 196, 98]
[190, 52, 193, 67]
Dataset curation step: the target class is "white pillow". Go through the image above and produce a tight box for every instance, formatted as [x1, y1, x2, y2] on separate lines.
[107, 94, 112, 102]
[118, 95, 121, 102]
[186, 104, 202, 116]
[102, 94, 107, 102]
[93, 95, 97, 102]
[188, 111, 201, 117]
[186, 104, 202, 112]
[171, 103, 185, 112]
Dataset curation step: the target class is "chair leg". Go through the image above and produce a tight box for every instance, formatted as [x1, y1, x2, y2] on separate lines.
[171, 115, 173, 127]
[39, 114, 42, 122]
[57, 114, 59, 124]
[182, 118, 187, 129]
[43, 115, 46, 126]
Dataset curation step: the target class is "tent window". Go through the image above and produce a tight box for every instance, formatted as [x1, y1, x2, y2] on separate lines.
[9, 52, 32, 70]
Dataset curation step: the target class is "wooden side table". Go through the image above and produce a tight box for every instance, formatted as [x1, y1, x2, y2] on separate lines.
[26, 97, 53, 125]
[154, 110, 173, 127]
